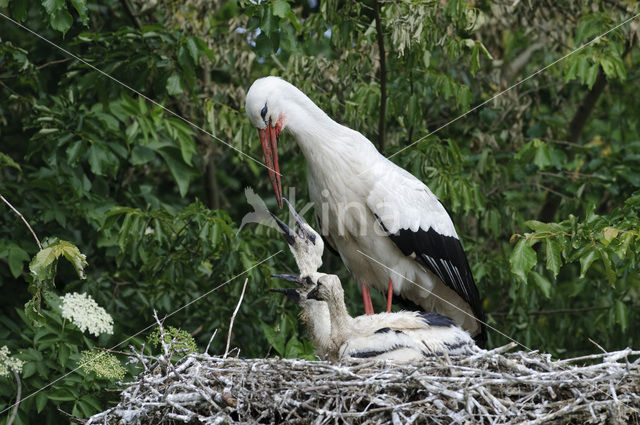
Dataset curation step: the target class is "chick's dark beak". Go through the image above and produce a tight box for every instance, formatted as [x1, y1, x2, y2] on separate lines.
[306, 285, 320, 301]
[269, 288, 301, 304]
[269, 212, 296, 246]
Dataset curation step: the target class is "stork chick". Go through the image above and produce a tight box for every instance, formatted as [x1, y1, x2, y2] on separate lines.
[269, 200, 333, 358]
[306, 273, 478, 363]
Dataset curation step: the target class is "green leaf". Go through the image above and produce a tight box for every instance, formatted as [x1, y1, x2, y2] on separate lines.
[272, 0, 290, 18]
[600, 57, 615, 78]
[42, 0, 65, 14]
[66, 140, 85, 164]
[614, 300, 628, 332]
[261, 322, 285, 356]
[70, 0, 88, 22]
[8, 244, 30, 278]
[48, 388, 77, 401]
[158, 149, 196, 197]
[22, 362, 37, 379]
[50, 9, 73, 35]
[525, 220, 565, 234]
[545, 239, 562, 278]
[88, 144, 118, 176]
[533, 140, 552, 169]
[0, 152, 22, 170]
[166, 73, 184, 95]
[509, 239, 537, 282]
[130, 145, 155, 165]
[598, 249, 616, 284]
[579, 248, 598, 277]
[602, 226, 620, 245]
[11, 0, 29, 21]
[185, 36, 200, 63]
[36, 391, 48, 413]
[585, 64, 599, 89]
[529, 270, 552, 298]
[29, 239, 88, 283]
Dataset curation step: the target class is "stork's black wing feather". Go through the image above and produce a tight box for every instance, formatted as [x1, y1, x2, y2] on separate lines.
[375, 214, 487, 347]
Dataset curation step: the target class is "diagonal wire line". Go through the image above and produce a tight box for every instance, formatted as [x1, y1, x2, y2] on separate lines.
[0, 11, 281, 177]
[386, 11, 640, 161]
[0, 250, 283, 416]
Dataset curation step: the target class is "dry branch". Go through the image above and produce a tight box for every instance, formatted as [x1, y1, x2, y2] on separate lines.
[87, 340, 640, 424]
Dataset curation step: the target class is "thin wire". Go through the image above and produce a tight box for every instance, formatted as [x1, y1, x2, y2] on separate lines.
[0, 250, 283, 416]
[356, 249, 534, 352]
[0, 11, 281, 177]
[385, 11, 640, 162]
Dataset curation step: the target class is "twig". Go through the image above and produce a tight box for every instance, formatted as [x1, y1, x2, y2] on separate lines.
[206, 329, 219, 355]
[36, 58, 71, 69]
[7, 369, 22, 425]
[56, 407, 86, 424]
[588, 338, 607, 354]
[224, 278, 249, 358]
[85, 346, 640, 425]
[0, 194, 42, 250]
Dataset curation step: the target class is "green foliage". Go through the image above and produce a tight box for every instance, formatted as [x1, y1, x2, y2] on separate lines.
[1, 0, 640, 422]
[147, 326, 198, 356]
[79, 350, 126, 380]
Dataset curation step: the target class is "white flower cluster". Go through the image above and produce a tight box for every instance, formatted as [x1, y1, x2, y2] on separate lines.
[60, 292, 114, 337]
[0, 346, 24, 377]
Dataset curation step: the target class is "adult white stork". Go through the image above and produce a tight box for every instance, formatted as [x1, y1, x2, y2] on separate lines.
[246, 76, 486, 346]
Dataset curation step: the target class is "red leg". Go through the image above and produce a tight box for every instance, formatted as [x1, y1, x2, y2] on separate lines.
[386, 278, 393, 313]
[360, 282, 375, 315]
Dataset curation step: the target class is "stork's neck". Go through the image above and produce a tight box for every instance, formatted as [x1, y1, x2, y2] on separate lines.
[325, 288, 354, 345]
[283, 93, 379, 166]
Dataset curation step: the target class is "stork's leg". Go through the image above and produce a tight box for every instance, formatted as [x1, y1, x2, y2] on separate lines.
[386, 279, 393, 313]
[360, 282, 375, 315]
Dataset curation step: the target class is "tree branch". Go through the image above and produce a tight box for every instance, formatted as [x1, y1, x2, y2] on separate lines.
[1, 194, 42, 250]
[7, 369, 22, 425]
[373, 0, 387, 150]
[566, 68, 607, 144]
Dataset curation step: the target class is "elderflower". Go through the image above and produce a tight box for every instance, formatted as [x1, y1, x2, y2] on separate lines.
[60, 292, 114, 337]
[79, 350, 126, 380]
[0, 346, 24, 378]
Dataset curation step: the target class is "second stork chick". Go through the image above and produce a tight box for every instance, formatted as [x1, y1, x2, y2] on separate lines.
[306, 273, 478, 363]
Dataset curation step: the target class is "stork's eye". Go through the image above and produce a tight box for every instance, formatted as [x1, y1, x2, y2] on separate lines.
[260, 104, 268, 120]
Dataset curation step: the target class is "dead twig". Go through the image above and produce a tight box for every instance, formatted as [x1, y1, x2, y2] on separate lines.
[7, 369, 22, 425]
[85, 342, 640, 425]
[0, 194, 42, 250]
[224, 277, 248, 359]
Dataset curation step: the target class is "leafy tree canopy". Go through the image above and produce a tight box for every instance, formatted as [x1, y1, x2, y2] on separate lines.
[0, 0, 639, 422]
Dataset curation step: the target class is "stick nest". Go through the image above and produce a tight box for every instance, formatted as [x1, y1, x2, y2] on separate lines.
[87, 342, 640, 425]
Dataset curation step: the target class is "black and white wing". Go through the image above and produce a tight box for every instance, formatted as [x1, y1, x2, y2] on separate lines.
[366, 167, 486, 345]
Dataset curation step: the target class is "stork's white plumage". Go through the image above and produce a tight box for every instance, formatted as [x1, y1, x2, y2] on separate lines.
[247, 77, 486, 346]
[269, 201, 333, 359]
[306, 273, 478, 363]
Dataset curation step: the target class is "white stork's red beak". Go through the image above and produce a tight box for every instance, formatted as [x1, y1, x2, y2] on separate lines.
[259, 118, 283, 208]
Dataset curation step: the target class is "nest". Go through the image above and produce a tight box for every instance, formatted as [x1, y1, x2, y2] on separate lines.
[86, 342, 640, 425]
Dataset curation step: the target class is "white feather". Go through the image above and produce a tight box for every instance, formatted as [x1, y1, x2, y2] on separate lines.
[247, 77, 482, 338]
